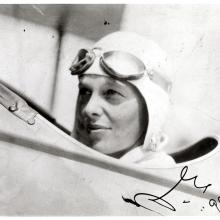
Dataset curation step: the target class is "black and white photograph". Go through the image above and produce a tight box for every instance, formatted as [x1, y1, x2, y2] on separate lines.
[0, 3, 220, 216]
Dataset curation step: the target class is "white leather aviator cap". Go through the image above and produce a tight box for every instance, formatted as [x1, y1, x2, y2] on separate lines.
[83, 31, 172, 152]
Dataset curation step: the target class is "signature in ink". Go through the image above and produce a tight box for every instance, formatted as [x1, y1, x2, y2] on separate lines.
[122, 166, 212, 215]
[209, 196, 220, 213]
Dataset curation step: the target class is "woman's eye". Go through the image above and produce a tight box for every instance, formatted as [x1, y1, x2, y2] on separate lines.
[104, 89, 123, 99]
[79, 87, 91, 96]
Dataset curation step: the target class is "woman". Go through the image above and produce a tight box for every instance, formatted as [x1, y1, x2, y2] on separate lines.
[70, 31, 175, 168]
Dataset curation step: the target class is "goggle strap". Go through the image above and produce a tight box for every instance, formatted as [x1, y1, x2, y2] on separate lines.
[147, 69, 172, 93]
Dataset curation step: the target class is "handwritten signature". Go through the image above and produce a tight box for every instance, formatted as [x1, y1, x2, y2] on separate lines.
[122, 166, 220, 215]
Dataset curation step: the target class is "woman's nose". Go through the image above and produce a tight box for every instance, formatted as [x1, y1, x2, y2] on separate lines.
[82, 94, 103, 119]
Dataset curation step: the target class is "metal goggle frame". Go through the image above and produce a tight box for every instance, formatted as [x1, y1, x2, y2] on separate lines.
[69, 48, 172, 92]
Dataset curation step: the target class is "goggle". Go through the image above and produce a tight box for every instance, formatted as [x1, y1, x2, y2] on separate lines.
[69, 48, 172, 93]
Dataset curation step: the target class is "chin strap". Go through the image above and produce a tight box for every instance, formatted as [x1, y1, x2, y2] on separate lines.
[147, 132, 169, 152]
[0, 82, 37, 125]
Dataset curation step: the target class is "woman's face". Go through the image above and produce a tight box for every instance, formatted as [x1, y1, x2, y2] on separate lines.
[74, 74, 148, 157]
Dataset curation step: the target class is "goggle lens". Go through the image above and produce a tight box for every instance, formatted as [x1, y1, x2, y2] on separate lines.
[101, 51, 145, 80]
[70, 49, 94, 74]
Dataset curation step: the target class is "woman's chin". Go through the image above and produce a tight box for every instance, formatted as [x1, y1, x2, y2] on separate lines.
[91, 141, 128, 156]
[90, 141, 113, 155]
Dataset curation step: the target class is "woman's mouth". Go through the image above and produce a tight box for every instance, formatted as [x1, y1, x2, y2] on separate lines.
[86, 124, 110, 132]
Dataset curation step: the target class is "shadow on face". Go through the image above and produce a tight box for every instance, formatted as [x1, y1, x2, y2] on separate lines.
[73, 74, 148, 158]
